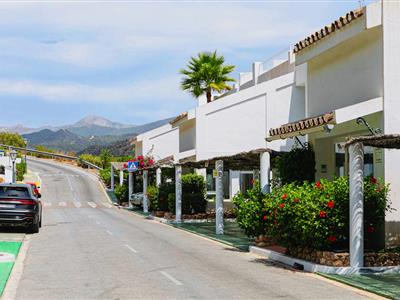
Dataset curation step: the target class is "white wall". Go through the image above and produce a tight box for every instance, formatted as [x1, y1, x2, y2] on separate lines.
[139, 124, 179, 161]
[179, 119, 196, 152]
[0, 156, 16, 183]
[306, 26, 383, 117]
[196, 72, 305, 160]
[382, 1, 400, 242]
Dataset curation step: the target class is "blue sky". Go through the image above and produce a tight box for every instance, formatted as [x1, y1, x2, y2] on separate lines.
[0, 0, 374, 127]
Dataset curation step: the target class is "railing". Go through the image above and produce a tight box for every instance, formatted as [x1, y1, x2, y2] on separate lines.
[0, 143, 103, 170]
[259, 48, 290, 75]
[239, 72, 253, 85]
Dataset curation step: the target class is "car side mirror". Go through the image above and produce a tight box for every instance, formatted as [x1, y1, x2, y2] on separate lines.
[37, 193, 41, 199]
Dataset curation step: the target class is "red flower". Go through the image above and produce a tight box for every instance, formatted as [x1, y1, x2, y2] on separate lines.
[367, 226, 375, 233]
[319, 211, 327, 218]
[327, 200, 335, 209]
[327, 235, 337, 243]
[315, 181, 322, 189]
[263, 215, 268, 221]
[281, 193, 287, 200]
[279, 203, 285, 209]
[137, 155, 144, 160]
[293, 198, 299, 203]
[123, 163, 127, 168]
[370, 177, 378, 184]
[148, 159, 154, 166]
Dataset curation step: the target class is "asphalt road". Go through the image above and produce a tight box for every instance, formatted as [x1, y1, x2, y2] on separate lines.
[11, 159, 372, 300]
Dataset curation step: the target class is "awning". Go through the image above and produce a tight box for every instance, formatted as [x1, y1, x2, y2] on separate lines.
[345, 134, 400, 149]
[267, 112, 335, 141]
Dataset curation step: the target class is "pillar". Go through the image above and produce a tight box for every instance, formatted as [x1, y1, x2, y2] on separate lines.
[175, 165, 182, 222]
[349, 142, 364, 268]
[119, 170, 124, 186]
[128, 171, 133, 208]
[260, 152, 271, 193]
[216, 160, 224, 235]
[110, 166, 115, 192]
[143, 170, 149, 213]
[156, 168, 162, 187]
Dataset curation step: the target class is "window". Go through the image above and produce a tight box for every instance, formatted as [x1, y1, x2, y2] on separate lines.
[206, 169, 230, 199]
[335, 143, 374, 177]
[0, 165, 4, 175]
[0, 186, 30, 198]
[240, 172, 254, 194]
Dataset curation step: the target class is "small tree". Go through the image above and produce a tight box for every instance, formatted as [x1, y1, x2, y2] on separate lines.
[99, 149, 111, 169]
[180, 51, 235, 103]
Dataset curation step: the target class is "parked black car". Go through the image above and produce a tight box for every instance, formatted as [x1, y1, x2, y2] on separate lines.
[0, 183, 42, 233]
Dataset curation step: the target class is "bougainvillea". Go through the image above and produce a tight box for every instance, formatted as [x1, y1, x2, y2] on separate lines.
[233, 176, 391, 251]
[123, 155, 154, 170]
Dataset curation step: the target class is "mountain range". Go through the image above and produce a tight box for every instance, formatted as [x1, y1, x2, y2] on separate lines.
[1, 115, 174, 155]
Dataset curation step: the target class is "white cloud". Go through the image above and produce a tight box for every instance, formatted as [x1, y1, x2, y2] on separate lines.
[0, 76, 188, 103]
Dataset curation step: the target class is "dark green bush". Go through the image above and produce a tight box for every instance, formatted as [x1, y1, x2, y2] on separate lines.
[114, 184, 128, 204]
[182, 174, 207, 214]
[234, 176, 391, 251]
[275, 145, 315, 185]
[158, 182, 175, 211]
[147, 185, 159, 211]
[99, 167, 111, 187]
[16, 161, 26, 182]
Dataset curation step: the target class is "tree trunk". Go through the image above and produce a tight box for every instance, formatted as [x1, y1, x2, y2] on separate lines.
[206, 89, 212, 103]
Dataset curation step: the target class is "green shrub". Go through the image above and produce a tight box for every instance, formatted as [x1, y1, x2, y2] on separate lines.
[158, 182, 175, 211]
[182, 174, 207, 214]
[99, 167, 111, 187]
[275, 145, 315, 185]
[77, 154, 102, 168]
[99, 149, 111, 169]
[147, 185, 159, 211]
[114, 184, 128, 204]
[16, 161, 27, 182]
[168, 193, 176, 214]
[234, 176, 390, 251]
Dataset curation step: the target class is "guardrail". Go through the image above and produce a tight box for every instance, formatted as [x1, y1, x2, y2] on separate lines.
[0, 143, 103, 170]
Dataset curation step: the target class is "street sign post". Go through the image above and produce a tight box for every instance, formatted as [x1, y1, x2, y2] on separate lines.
[127, 161, 139, 172]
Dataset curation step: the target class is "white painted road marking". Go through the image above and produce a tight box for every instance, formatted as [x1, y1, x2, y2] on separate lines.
[88, 202, 97, 208]
[43, 202, 51, 207]
[59, 202, 67, 207]
[106, 230, 113, 236]
[159, 271, 183, 286]
[125, 244, 138, 253]
[102, 203, 112, 208]
[73, 201, 81, 208]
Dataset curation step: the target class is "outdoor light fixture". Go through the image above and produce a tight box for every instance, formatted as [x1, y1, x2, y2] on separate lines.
[10, 149, 17, 183]
[323, 124, 334, 133]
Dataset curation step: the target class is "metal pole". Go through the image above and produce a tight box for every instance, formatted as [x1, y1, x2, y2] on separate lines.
[128, 171, 133, 208]
[143, 170, 149, 213]
[12, 161, 16, 183]
[349, 142, 364, 267]
[216, 160, 224, 235]
[110, 166, 114, 192]
[175, 165, 182, 222]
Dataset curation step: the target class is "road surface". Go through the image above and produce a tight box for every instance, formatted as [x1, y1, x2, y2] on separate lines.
[10, 159, 371, 299]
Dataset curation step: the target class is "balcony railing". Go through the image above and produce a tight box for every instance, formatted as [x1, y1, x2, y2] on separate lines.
[239, 72, 253, 85]
[259, 48, 290, 75]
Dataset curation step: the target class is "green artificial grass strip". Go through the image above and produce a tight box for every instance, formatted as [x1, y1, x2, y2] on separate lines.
[172, 222, 254, 251]
[318, 273, 400, 299]
[0, 241, 22, 296]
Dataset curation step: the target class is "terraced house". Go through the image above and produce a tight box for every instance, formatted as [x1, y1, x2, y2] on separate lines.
[133, 1, 400, 246]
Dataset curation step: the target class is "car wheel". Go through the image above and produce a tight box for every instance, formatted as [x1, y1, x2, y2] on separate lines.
[28, 222, 39, 234]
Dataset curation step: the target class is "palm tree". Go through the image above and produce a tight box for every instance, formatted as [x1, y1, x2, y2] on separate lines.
[180, 51, 235, 103]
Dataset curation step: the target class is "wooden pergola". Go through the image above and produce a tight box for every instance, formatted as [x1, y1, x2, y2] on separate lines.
[345, 134, 400, 268]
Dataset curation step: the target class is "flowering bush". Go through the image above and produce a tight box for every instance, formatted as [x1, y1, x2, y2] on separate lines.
[123, 155, 154, 170]
[233, 176, 391, 251]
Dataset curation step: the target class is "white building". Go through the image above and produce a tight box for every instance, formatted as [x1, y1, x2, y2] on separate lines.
[267, 1, 400, 246]
[0, 150, 21, 183]
[133, 0, 400, 245]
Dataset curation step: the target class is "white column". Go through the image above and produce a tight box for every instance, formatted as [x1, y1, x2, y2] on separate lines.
[260, 152, 270, 193]
[252, 61, 262, 85]
[156, 168, 162, 187]
[216, 160, 224, 235]
[349, 142, 364, 268]
[143, 170, 149, 213]
[110, 166, 114, 192]
[119, 170, 124, 186]
[128, 171, 133, 208]
[175, 165, 182, 222]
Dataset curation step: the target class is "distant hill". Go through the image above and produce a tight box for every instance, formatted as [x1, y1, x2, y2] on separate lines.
[20, 115, 174, 154]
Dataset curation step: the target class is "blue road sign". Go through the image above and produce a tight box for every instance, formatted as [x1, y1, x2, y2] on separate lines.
[127, 161, 139, 172]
